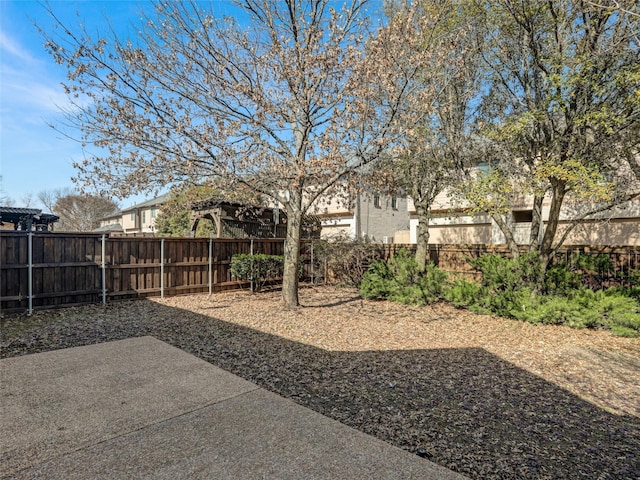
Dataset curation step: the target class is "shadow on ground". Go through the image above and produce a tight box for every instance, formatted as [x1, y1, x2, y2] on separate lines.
[2, 298, 639, 480]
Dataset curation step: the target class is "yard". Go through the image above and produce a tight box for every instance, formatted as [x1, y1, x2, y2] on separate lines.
[2, 286, 639, 479]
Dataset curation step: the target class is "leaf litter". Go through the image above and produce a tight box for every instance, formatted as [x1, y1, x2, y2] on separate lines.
[2, 286, 639, 479]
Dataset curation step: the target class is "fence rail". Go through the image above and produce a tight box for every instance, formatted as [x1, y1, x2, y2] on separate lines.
[0, 232, 288, 314]
[1, 232, 638, 314]
[381, 243, 640, 284]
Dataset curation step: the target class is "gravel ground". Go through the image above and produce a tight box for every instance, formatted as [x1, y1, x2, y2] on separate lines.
[2, 286, 639, 479]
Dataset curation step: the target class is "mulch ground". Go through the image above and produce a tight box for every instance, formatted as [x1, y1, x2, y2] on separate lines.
[2, 286, 639, 479]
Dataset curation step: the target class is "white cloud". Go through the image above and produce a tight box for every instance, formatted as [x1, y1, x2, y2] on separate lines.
[1, 72, 68, 114]
[0, 31, 36, 63]
[0, 28, 75, 116]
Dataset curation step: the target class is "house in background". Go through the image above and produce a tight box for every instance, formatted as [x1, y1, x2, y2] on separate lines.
[97, 193, 169, 234]
[309, 190, 410, 243]
[93, 185, 639, 245]
[405, 192, 640, 247]
[184, 186, 408, 242]
[188, 190, 406, 242]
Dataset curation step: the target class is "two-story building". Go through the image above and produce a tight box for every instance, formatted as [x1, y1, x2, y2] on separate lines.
[406, 191, 640, 246]
[309, 190, 410, 243]
[97, 193, 169, 234]
[95, 184, 639, 246]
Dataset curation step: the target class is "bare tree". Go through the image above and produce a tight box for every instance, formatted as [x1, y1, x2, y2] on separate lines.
[42, 0, 441, 307]
[39, 189, 119, 231]
[19, 193, 37, 208]
[0, 176, 15, 207]
[38, 187, 73, 213]
[383, 0, 484, 270]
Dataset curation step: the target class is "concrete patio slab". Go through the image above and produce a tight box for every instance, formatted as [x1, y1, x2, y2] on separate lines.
[1, 336, 467, 479]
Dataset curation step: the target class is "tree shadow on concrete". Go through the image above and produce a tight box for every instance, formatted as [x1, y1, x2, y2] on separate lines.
[3, 299, 639, 480]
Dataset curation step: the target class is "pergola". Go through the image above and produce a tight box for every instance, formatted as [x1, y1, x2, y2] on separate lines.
[0, 207, 59, 231]
[190, 198, 320, 239]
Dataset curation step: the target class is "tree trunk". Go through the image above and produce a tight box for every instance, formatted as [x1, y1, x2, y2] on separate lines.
[534, 180, 567, 289]
[540, 180, 566, 258]
[529, 194, 544, 252]
[491, 213, 520, 259]
[415, 204, 431, 271]
[282, 203, 302, 308]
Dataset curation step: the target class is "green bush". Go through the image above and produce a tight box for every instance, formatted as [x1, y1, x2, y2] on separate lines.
[360, 249, 447, 306]
[517, 289, 640, 333]
[443, 277, 481, 308]
[359, 259, 393, 300]
[469, 252, 541, 292]
[230, 253, 284, 292]
[359, 250, 640, 337]
[610, 285, 640, 303]
[544, 263, 582, 295]
[573, 253, 613, 289]
[464, 253, 540, 318]
[519, 294, 598, 327]
[544, 253, 616, 290]
[459, 254, 640, 337]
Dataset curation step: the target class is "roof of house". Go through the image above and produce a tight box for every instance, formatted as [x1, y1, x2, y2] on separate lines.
[93, 223, 124, 232]
[99, 193, 170, 221]
[125, 193, 171, 211]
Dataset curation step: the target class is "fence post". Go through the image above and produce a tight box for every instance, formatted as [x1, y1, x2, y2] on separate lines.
[208, 237, 213, 295]
[27, 232, 33, 316]
[160, 238, 165, 298]
[310, 240, 314, 285]
[250, 238, 254, 293]
[101, 234, 106, 305]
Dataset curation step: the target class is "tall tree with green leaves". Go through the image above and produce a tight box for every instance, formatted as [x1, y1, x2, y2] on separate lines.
[465, 0, 640, 276]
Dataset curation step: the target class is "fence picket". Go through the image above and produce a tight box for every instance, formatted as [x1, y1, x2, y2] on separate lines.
[1, 231, 638, 314]
[1, 233, 289, 313]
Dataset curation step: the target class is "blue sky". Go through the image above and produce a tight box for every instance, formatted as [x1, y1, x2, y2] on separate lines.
[0, 0, 308, 210]
[0, 0, 163, 210]
[1, 0, 383, 211]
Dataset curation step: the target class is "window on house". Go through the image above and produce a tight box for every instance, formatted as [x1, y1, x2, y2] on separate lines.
[142, 211, 146, 224]
[130, 212, 135, 221]
[512, 210, 533, 223]
[151, 208, 157, 218]
[391, 195, 398, 210]
[373, 193, 381, 208]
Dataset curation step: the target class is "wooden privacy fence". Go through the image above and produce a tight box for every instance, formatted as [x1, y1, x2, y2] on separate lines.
[381, 244, 640, 284]
[2, 232, 638, 314]
[0, 232, 293, 314]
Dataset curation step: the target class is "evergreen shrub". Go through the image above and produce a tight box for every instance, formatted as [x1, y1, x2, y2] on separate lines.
[230, 253, 284, 292]
[466, 254, 640, 336]
[360, 250, 640, 337]
[360, 249, 447, 305]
